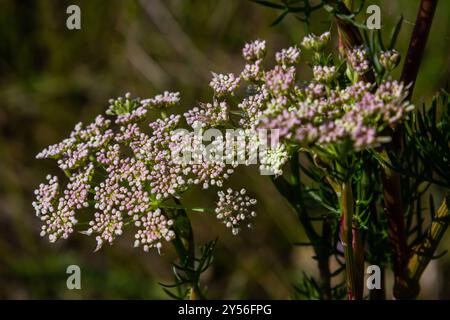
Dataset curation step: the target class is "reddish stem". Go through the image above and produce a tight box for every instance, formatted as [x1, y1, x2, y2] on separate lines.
[400, 0, 438, 98]
[386, 0, 438, 299]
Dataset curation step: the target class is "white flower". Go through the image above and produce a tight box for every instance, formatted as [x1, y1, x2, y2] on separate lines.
[259, 144, 288, 176]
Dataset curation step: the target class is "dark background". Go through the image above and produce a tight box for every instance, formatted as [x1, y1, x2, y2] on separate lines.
[0, 0, 449, 299]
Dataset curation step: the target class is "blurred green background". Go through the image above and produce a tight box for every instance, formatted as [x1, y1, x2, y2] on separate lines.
[0, 0, 449, 299]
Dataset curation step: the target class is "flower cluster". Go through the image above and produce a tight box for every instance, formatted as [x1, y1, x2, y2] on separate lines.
[346, 46, 370, 75]
[142, 91, 180, 108]
[313, 65, 336, 83]
[34, 30, 414, 253]
[210, 73, 240, 96]
[242, 40, 266, 61]
[32, 94, 173, 251]
[265, 65, 296, 94]
[184, 100, 229, 127]
[134, 209, 175, 253]
[36, 115, 113, 170]
[259, 143, 288, 176]
[301, 31, 330, 51]
[85, 209, 123, 251]
[34, 84, 259, 251]
[275, 46, 301, 66]
[232, 33, 413, 156]
[379, 50, 400, 71]
[241, 59, 263, 81]
[238, 91, 267, 128]
[215, 188, 257, 235]
[33, 164, 93, 242]
[179, 32, 412, 185]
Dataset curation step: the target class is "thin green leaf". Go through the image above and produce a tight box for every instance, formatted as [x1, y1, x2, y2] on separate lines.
[271, 8, 290, 26]
[376, 28, 385, 51]
[163, 288, 183, 300]
[388, 15, 403, 49]
[249, 0, 285, 10]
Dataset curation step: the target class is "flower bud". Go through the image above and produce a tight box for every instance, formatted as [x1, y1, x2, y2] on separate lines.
[379, 50, 400, 71]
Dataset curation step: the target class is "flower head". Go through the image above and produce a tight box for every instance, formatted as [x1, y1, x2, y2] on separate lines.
[35, 164, 93, 243]
[241, 59, 263, 81]
[142, 91, 180, 108]
[346, 46, 370, 75]
[301, 31, 330, 51]
[209, 73, 240, 96]
[313, 65, 337, 83]
[36, 115, 113, 170]
[379, 50, 400, 71]
[275, 46, 301, 66]
[265, 65, 296, 95]
[184, 100, 229, 127]
[215, 188, 257, 235]
[259, 144, 288, 176]
[133, 209, 175, 253]
[242, 40, 267, 61]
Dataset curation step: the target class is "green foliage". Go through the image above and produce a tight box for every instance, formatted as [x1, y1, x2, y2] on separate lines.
[161, 239, 217, 299]
[405, 91, 450, 187]
[249, 0, 324, 26]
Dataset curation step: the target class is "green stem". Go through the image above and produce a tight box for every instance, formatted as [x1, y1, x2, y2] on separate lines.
[171, 199, 204, 300]
[354, 170, 370, 298]
[272, 151, 332, 299]
[291, 153, 332, 299]
[340, 179, 359, 300]
[406, 196, 450, 296]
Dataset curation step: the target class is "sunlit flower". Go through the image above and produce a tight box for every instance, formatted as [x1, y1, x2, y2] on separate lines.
[215, 188, 257, 235]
